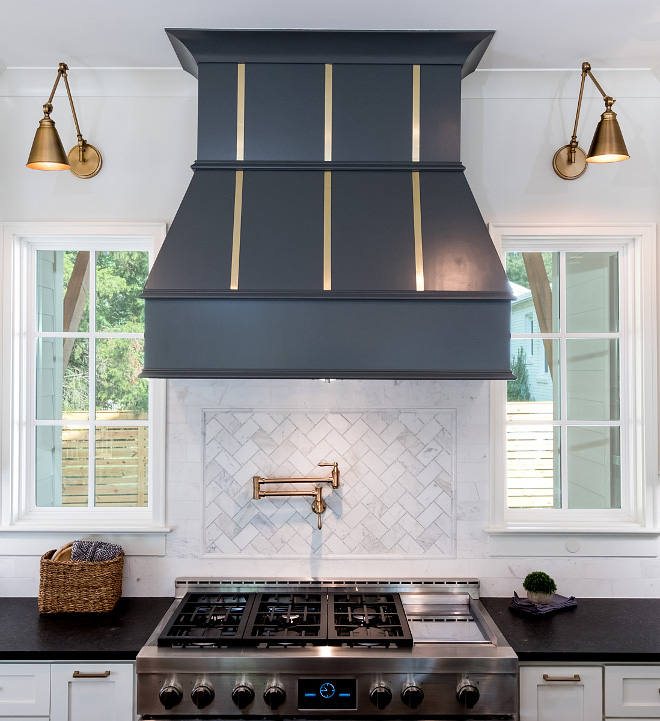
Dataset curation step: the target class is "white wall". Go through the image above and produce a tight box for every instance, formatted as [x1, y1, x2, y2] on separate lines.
[1, 67, 660, 598]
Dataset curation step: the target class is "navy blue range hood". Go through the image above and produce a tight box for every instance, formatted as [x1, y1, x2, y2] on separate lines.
[141, 30, 514, 380]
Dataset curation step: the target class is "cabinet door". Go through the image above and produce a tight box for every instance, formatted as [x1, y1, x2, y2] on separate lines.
[0, 663, 50, 716]
[605, 665, 660, 717]
[520, 666, 602, 721]
[50, 664, 134, 721]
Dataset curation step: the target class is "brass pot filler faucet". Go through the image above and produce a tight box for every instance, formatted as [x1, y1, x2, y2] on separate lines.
[252, 462, 340, 529]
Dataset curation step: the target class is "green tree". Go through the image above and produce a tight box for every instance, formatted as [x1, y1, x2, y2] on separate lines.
[508, 347, 532, 402]
[62, 250, 149, 417]
[505, 252, 554, 289]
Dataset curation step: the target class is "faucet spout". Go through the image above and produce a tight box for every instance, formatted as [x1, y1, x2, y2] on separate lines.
[252, 462, 340, 529]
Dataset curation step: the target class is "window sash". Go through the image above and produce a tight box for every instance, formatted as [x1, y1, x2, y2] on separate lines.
[32, 248, 150, 510]
[507, 250, 623, 511]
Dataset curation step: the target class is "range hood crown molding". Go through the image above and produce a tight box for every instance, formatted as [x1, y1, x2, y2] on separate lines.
[141, 29, 513, 381]
[165, 28, 496, 76]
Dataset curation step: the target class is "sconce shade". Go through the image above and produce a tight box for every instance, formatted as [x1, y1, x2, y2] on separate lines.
[26, 116, 70, 171]
[586, 108, 629, 163]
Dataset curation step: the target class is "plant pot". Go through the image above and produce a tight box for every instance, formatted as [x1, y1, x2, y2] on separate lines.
[526, 591, 554, 605]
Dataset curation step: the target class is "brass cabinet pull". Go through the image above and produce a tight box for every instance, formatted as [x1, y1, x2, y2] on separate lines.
[72, 670, 111, 679]
[542, 674, 581, 682]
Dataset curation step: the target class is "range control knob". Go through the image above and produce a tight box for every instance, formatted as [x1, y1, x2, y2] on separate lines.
[457, 684, 480, 710]
[370, 683, 393, 710]
[401, 684, 424, 709]
[159, 683, 183, 710]
[191, 683, 215, 710]
[232, 683, 255, 710]
[264, 682, 286, 710]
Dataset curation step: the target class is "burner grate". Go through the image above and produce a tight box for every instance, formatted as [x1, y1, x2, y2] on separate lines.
[242, 592, 328, 646]
[328, 592, 413, 647]
[157, 592, 255, 647]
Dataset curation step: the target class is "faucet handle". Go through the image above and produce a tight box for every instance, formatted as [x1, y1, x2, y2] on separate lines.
[311, 486, 326, 530]
[317, 462, 340, 488]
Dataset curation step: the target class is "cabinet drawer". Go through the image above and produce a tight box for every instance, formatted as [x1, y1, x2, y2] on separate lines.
[520, 666, 602, 721]
[605, 666, 660, 717]
[50, 664, 134, 721]
[0, 664, 50, 716]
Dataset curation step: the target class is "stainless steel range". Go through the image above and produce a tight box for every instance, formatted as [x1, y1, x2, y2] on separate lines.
[137, 579, 518, 720]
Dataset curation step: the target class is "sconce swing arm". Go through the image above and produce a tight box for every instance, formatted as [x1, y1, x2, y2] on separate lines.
[43, 64, 88, 163]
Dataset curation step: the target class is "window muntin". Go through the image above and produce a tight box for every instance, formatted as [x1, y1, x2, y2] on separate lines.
[33, 249, 149, 509]
[506, 249, 622, 511]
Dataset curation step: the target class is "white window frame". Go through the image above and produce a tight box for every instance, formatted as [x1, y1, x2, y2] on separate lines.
[1, 223, 169, 555]
[488, 224, 658, 557]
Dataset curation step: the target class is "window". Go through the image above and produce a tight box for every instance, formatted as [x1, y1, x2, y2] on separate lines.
[488, 225, 657, 555]
[1, 224, 167, 552]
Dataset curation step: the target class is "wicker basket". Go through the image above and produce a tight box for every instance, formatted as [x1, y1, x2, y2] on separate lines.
[38, 548, 124, 613]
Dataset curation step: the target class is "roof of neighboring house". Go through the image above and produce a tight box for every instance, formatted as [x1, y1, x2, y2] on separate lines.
[510, 282, 531, 304]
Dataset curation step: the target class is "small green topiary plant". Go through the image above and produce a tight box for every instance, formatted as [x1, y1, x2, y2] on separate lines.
[523, 571, 557, 595]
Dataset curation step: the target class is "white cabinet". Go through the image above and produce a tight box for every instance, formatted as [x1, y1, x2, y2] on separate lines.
[0, 664, 50, 717]
[605, 665, 660, 719]
[520, 665, 603, 721]
[50, 665, 134, 721]
[0, 663, 134, 721]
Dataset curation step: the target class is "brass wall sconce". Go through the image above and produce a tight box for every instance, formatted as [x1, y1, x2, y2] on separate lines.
[253, 462, 340, 529]
[553, 61, 629, 180]
[26, 62, 102, 179]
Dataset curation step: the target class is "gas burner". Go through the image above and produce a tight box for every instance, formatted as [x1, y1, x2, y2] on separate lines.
[243, 592, 327, 645]
[157, 592, 254, 647]
[267, 607, 301, 627]
[328, 592, 413, 647]
[187, 641, 218, 648]
[350, 605, 396, 628]
[208, 606, 244, 624]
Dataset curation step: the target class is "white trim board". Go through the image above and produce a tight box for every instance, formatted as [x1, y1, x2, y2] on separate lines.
[487, 223, 658, 557]
[1, 222, 168, 553]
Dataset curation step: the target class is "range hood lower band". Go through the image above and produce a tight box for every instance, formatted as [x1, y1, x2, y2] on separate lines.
[141, 297, 513, 380]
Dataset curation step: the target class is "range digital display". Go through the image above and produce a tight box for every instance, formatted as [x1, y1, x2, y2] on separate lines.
[298, 679, 357, 710]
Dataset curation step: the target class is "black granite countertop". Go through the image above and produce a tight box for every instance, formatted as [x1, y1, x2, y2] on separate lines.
[0, 597, 174, 661]
[481, 597, 660, 662]
[2, 596, 659, 663]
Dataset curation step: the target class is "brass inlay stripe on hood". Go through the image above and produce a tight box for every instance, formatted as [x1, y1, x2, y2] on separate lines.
[324, 171, 331, 290]
[412, 64, 420, 162]
[236, 63, 246, 161]
[323, 65, 333, 289]
[412, 171, 424, 291]
[325, 64, 333, 161]
[230, 170, 244, 289]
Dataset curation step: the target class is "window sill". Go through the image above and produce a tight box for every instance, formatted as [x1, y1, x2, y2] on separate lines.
[485, 526, 659, 557]
[0, 527, 170, 555]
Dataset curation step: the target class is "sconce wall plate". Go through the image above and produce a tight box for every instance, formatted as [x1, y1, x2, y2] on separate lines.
[552, 145, 588, 180]
[68, 143, 102, 179]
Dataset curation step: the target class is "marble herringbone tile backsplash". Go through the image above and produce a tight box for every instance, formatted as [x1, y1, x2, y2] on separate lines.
[5, 379, 659, 596]
[204, 410, 456, 557]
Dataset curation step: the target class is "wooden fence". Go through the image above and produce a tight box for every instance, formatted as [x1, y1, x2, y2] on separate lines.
[506, 402, 555, 508]
[60, 404, 549, 509]
[62, 412, 148, 507]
